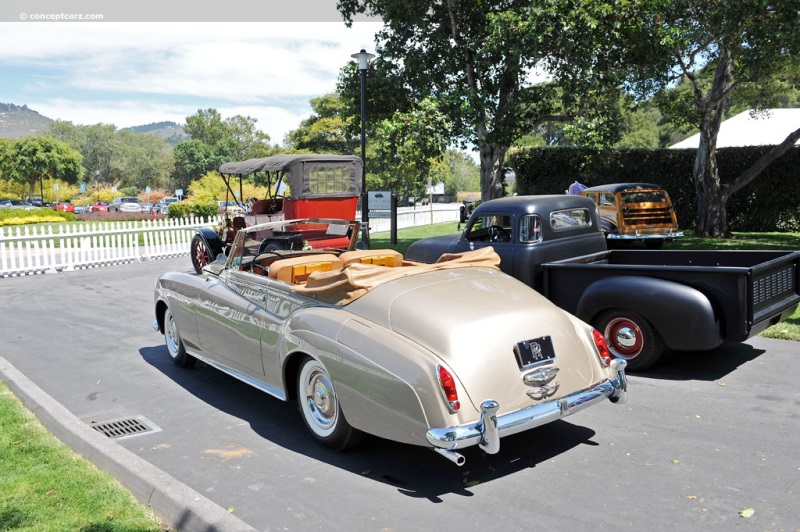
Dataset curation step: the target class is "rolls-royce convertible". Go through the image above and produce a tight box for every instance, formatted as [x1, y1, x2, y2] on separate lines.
[153, 218, 628, 465]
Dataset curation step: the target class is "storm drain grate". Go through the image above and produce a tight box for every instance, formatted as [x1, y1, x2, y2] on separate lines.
[91, 416, 162, 440]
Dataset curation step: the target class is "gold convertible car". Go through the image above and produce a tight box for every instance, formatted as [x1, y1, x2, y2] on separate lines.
[153, 218, 628, 466]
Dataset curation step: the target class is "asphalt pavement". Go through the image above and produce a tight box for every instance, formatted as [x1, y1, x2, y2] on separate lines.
[1, 256, 799, 531]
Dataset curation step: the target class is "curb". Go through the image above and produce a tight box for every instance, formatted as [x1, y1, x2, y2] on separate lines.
[0, 356, 257, 532]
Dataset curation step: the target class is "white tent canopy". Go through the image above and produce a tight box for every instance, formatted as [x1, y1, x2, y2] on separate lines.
[669, 109, 800, 149]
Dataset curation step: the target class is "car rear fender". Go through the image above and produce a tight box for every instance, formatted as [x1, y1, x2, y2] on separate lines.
[577, 275, 724, 351]
[282, 312, 473, 447]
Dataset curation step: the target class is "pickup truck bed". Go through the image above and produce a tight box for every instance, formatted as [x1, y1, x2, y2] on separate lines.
[543, 249, 800, 345]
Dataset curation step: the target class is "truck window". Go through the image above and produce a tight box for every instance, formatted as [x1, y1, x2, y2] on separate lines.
[519, 215, 542, 243]
[550, 208, 591, 231]
[466, 214, 512, 242]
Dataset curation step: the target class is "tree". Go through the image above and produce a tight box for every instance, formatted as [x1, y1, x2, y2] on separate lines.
[370, 98, 451, 203]
[623, 1, 800, 237]
[0, 136, 83, 199]
[118, 130, 174, 191]
[285, 94, 357, 154]
[173, 109, 276, 189]
[338, 1, 635, 202]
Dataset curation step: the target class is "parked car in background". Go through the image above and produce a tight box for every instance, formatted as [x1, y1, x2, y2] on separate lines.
[1, 199, 40, 210]
[52, 201, 75, 213]
[87, 201, 110, 213]
[162, 197, 180, 212]
[27, 196, 46, 207]
[108, 196, 142, 213]
[141, 202, 153, 214]
[218, 200, 247, 216]
[579, 183, 683, 249]
[153, 202, 167, 215]
[154, 218, 628, 465]
[73, 204, 86, 214]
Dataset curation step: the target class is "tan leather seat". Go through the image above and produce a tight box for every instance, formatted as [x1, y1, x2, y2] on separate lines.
[268, 254, 344, 284]
[339, 249, 404, 267]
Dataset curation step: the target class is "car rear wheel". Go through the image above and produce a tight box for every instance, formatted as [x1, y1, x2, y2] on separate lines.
[164, 307, 196, 368]
[190, 235, 213, 274]
[297, 356, 363, 450]
[596, 309, 664, 371]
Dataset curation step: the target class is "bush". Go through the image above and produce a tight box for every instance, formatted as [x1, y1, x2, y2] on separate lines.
[167, 201, 218, 220]
[0, 208, 77, 226]
[508, 145, 800, 232]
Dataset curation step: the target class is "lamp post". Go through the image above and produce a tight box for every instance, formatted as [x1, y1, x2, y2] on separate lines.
[351, 48, 375, 247]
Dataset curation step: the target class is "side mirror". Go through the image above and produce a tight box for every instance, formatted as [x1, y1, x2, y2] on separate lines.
[355, 240, 367, 250]
[215, 253, 227, 265]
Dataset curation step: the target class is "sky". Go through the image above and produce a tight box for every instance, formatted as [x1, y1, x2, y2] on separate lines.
[0, 2, 383, 145]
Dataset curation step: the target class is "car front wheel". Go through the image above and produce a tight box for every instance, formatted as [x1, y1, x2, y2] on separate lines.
[164, 307, 196, 368]
[596, 309, 664, 371]
[190, 235, 213, 274]
[297, 356, 363, 450]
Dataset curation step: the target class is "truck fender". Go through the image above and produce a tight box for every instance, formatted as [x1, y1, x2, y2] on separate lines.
[195, 227, 225, 259]
[576, 275, 724, 352]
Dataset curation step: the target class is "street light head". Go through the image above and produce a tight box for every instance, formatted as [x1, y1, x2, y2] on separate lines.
[351, 49, 376, 71]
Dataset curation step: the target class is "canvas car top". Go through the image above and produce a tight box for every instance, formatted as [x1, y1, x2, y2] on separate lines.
[292, 247, 502, 305]
[218, 154, 363, 199]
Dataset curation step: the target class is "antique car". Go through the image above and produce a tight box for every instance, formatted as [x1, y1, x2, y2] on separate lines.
[579, 183, 683, 249]
[190, 154, 363, 274]
[154, 217, 628, 465]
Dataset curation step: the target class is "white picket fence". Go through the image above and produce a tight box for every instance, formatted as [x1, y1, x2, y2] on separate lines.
[0, 203, 463, 277]
[0, 216, 219, 277]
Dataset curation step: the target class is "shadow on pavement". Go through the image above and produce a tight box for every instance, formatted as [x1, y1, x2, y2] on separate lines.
[140, 345, 599, 502]
[631, 341, 766, 381]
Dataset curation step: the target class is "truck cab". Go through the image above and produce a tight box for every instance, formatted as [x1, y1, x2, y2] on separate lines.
[407, 195, 607, 289]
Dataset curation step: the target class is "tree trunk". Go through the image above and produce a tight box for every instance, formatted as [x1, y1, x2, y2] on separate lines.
[691, 50, 733, 238]
[478, 142, 507, 202]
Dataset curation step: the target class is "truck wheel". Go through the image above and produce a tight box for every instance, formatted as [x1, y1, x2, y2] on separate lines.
[190, 234, 213, 274]
[596, 309, 664, 371]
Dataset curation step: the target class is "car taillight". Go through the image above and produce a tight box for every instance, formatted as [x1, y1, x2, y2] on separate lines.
[591, 327, 611, 366]
[437, 365, 460, 412]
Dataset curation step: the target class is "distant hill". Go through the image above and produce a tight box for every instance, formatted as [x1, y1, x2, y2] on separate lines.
[0, 105, 189, 146]
[123, 121, 188, 145]
[0, 103, 53, 137]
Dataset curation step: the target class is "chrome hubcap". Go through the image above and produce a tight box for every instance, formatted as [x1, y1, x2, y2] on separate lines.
[615, 327, 637, 348]
[305, 369, 336, 431]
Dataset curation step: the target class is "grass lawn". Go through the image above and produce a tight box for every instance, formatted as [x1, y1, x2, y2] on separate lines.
[0, 381, 163, 531]
[372, 224, 800, 342]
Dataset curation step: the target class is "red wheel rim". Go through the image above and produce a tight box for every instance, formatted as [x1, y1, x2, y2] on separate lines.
[192, 241, 208, 268]
[603, 317, 644, 360]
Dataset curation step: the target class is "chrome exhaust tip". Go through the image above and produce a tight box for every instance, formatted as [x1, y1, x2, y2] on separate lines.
[433, 447, 466, 466]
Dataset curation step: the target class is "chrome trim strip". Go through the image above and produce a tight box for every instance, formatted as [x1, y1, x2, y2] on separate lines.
[607, 231, 684, 240]
[185, 349, 287, 401]
[426, 360, 627, 455]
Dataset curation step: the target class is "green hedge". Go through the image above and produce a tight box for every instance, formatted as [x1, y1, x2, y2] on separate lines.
[167, 202, 218, 220]
[508, 146, 800, 232]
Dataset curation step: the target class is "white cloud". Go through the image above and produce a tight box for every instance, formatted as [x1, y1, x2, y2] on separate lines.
[0, 21, 383, 142]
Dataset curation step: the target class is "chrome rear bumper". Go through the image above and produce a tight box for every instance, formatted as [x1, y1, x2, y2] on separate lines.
[426, 359, 627, 464]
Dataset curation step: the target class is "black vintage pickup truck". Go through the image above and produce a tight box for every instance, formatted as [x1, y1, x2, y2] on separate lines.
[406, 195, 800, 370]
